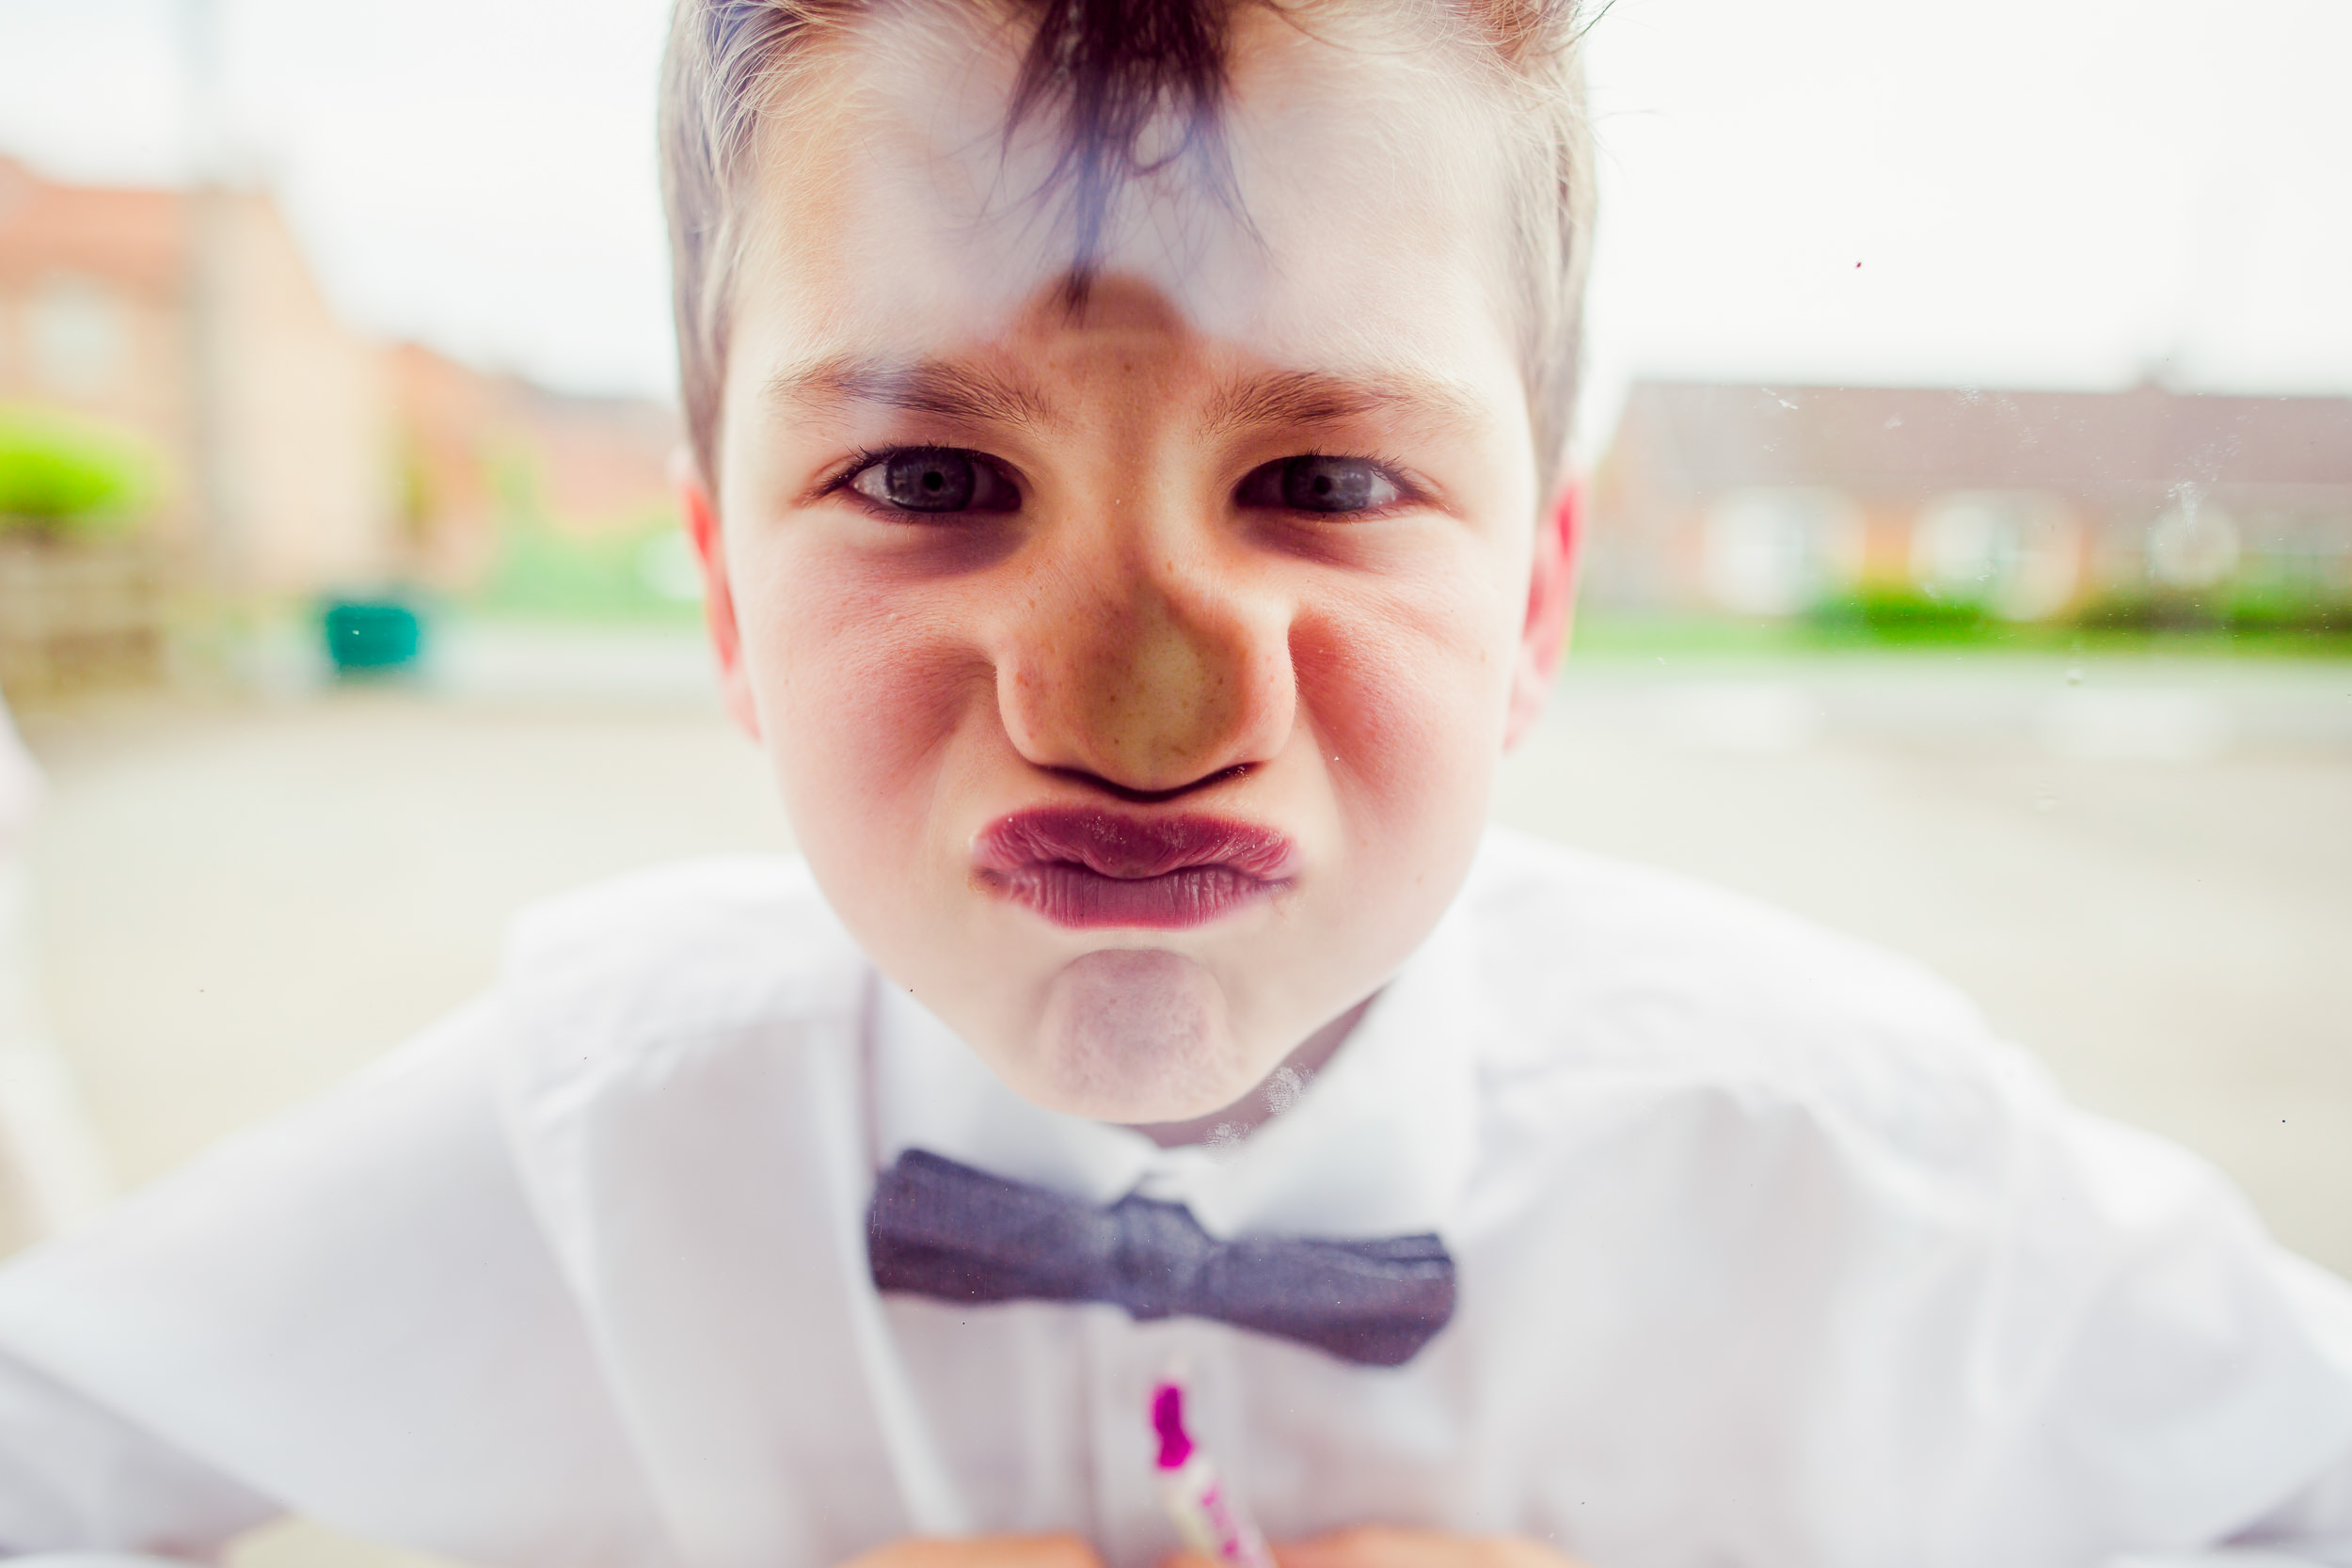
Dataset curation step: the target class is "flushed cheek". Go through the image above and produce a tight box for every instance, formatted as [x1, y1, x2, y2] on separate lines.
[737, 538, 992, 884]
[1289, 577, 1518, 838]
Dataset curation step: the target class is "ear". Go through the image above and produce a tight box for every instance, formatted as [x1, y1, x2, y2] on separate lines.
[675, 448, 762, 740]
[1503, 478, 1581, 750]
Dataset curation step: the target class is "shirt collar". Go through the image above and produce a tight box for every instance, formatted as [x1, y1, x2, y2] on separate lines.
[871, 902, 1481, 1242]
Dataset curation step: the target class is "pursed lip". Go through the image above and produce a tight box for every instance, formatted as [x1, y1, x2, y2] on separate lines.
[972, 806, 1299, 929]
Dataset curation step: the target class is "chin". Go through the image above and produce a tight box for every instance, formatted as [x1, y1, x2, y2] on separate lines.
[1027, 947, 1257, 1123]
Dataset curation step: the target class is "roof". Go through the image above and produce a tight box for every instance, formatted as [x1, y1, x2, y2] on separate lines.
[0, 157, 191, 299]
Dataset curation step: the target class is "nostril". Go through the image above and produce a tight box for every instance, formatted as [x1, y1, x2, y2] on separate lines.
[1044, 764, 1254, 804]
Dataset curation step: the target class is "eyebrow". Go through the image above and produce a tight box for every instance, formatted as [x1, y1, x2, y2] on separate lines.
[763, 355, 1490, 443]
[763, 356, 1059, 430]
[1200, 368, 1490, 441]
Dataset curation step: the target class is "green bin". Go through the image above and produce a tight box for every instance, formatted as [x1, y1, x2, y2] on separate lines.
[322, 598, 423, 674]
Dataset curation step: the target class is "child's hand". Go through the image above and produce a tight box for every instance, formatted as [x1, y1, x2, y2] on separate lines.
[843, 1535, 1105, 1568]
[1165, 1527, 1592, 1568]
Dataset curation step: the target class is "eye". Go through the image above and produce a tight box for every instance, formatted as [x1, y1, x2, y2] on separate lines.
[1236, 454, 1403, 514]
[848, 447, 1021, 515]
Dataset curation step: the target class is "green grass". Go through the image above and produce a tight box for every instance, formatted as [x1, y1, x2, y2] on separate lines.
[1570, 604, 2352, 662]
[458, 450, 702, 624]
[467, 516, 703, 624]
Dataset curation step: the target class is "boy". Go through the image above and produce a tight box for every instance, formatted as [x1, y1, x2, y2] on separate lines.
[0, 0, 2346, 1564]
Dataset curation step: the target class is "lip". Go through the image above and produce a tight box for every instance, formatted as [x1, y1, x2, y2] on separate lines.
[972, 806, 1299, 929]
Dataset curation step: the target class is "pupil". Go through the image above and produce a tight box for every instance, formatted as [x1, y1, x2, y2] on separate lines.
[884, 450, 976, 511]
[1282, 455, 1376, 512]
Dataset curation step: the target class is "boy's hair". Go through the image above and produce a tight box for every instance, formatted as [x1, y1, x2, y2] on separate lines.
[660, 0, 1596, 495]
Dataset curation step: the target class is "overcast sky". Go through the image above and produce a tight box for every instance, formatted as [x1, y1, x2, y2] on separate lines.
[2, 0, 2347, 451]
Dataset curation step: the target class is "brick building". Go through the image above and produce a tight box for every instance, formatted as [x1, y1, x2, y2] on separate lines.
[0, 155, 391, 594]
[0, 155, 685, 681]
[1585, 381, 2352, 621]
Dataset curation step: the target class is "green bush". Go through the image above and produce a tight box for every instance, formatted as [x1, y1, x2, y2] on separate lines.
[0, 407, 151, 539]
[2072, 591, 2219, 633]
[2220, 586, 2352, 636]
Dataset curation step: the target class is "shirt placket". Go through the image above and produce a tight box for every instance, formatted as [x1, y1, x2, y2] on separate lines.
[1084, 1162, 1247, 1568]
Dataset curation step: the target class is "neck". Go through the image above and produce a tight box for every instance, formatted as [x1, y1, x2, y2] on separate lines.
[1123, 994, 1375, 1149]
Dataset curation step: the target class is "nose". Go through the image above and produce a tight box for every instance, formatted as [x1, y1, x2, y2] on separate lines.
[994, 522, 1295, 797]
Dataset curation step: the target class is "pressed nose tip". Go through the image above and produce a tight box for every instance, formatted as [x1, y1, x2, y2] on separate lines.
[998, 594, 1294, 797]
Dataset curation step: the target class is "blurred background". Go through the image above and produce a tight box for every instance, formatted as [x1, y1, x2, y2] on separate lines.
[0, 2, 2346, 1557]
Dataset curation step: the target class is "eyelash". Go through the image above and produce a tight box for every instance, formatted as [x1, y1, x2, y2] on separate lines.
[818, 446, 1421, 514]
[817, 445, 926, 499]
[1253, 448, 1422, 513]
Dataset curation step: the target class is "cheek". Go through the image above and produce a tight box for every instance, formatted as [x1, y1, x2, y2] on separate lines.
[730, 530, 991, 854]
[1290, 560, 1518, 833]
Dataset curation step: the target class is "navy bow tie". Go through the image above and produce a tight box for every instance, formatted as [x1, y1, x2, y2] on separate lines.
[866, 1148, 1456, 1368]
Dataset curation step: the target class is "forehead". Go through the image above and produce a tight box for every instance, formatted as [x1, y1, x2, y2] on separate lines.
[725, 0, 1530, 420]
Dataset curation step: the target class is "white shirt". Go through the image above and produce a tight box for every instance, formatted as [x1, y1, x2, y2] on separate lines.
[0, 829, 2345, 1568]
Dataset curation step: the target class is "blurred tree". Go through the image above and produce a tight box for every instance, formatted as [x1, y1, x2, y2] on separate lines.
[0, 407, 151, 541]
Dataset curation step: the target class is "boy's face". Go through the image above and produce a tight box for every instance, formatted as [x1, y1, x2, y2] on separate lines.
[689, 4, 1575, 1126]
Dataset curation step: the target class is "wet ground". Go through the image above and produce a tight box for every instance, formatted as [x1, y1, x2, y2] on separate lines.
[12, 626, 2348, 1568]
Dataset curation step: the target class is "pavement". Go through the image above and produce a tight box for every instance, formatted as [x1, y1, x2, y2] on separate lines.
[9, 625, 2351, 1565]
